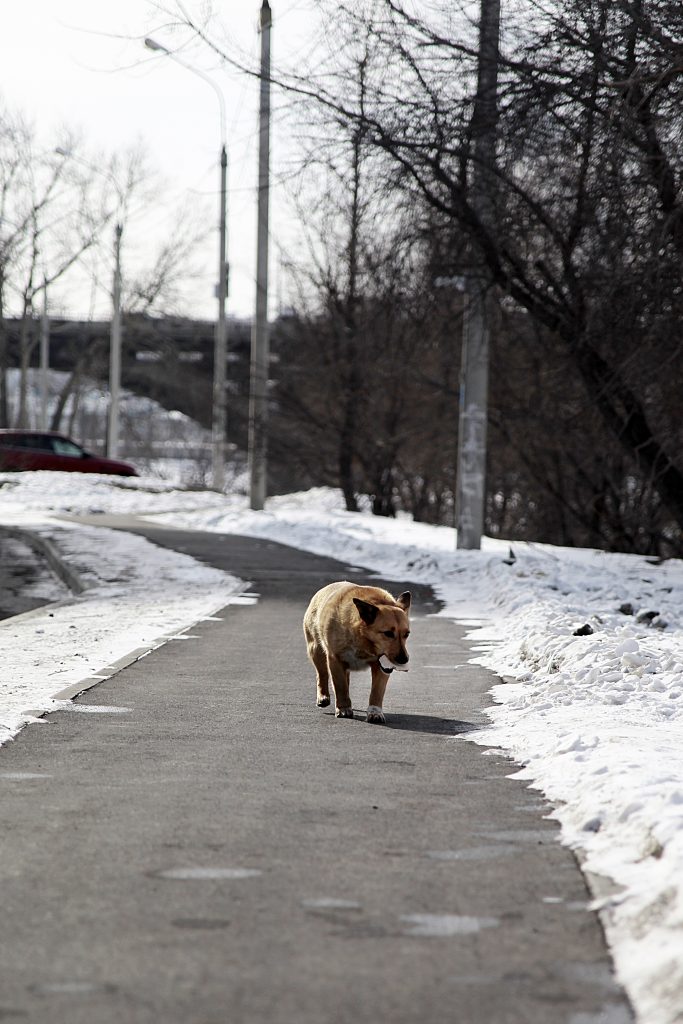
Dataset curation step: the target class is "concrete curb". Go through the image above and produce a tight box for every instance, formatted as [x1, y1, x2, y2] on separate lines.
[0, 524, 88, 595]
[50, 645, 158, 702]
[20, 646, 158, 720]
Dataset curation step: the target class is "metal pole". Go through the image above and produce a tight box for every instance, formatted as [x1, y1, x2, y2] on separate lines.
[248, 0, 272, 511]
[40, 280, 49, 430]
[212, 145, 228, 491]
[455, 0, 500, 549]
[107, 223, 123, 458]
[143, 36, 229, 492]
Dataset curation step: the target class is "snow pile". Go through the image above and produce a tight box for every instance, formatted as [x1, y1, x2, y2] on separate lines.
[0, 469, 228, 517]
[5, 367, 211, 449]
[459, 550, 683, 1024]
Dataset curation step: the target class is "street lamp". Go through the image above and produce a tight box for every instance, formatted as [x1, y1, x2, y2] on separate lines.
[248, 0, 272, 511]
[55, 146, 123, 459]
[144, 37, 229, 493]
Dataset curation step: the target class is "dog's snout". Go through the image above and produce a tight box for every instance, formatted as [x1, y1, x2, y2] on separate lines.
[396, 651, 409, 665]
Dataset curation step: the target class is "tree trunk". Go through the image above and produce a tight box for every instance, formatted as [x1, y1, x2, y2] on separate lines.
[573, 337, 683, 535]
[339, 361, 359, 512]
[0, 325, 7, 428]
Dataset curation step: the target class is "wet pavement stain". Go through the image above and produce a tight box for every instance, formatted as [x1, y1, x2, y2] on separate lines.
[155, 867, 262, 880]
[426, 845, 519, 861]
[172, 918, 231, 930]
[401, 914, 500, 937]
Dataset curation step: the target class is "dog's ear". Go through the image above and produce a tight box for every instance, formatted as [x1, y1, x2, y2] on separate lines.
[397, 591, 411, 611]
[353, 598, 379, 625]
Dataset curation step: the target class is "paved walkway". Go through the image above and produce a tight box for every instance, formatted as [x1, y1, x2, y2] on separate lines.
[0, 527, 632, 1023]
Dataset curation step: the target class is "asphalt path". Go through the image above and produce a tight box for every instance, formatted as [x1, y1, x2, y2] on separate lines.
[0, 526, 632, 1023]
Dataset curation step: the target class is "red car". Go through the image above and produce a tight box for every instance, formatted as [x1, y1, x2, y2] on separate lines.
[0, 430, 138, 476]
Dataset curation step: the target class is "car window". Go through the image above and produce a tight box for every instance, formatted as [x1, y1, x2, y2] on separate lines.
[51, 438, 84, 457]
[0, 435, 49, 449]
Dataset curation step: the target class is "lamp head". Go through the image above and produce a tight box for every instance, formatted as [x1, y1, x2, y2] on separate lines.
[144, 37, 168, 53]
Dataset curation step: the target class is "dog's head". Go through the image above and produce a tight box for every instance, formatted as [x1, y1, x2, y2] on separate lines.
[353, 592, 411, 670]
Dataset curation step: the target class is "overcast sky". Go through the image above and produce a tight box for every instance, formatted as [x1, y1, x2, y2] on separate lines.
[0, 1, 317, 320]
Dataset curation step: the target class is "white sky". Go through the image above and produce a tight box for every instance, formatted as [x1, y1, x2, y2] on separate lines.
[0, 1, 318, 319]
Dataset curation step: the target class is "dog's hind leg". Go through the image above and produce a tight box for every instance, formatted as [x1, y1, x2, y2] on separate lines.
[310, 643, 331, 708]
[328, 655, 353, 719]
[303, 618, 331, 708]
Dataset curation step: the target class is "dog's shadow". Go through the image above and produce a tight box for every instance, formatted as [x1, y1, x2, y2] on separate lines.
[322, 711, 482, 736]
[383, 714, 482, 736]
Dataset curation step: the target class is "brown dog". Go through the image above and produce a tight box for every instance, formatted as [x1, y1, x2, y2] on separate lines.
[303, 582, 411, 724]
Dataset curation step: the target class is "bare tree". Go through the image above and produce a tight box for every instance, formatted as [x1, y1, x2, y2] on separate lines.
[272, 144, 460, 518]
[164, 0, 683, 551]
[291, 0, 683, 551]
[0, 102, 211, 433]
[0, 110, 135, 427]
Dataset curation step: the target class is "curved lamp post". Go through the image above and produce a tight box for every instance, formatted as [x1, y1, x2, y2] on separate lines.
[144, 37, 229, 493]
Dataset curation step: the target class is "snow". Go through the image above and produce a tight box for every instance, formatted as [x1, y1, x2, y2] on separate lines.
[1, 472, 683, 1022]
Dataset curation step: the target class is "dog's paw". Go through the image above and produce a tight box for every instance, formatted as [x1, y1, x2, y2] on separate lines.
[317, 695, 331, 707]
[335, 707, 354, 719]
[366, 705, 386, 724]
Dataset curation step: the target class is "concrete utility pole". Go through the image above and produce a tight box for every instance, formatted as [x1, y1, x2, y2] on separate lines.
[107, 222, 123, 459]
[248, 0, 272, 511]
[455, 0, 501, 550]
[213, 143, 228, 492]
[40, 279, 49, 430]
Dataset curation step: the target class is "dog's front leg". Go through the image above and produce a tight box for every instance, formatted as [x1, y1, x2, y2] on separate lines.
[367, 665, 390, 724]
[329, 656, 353, 718]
